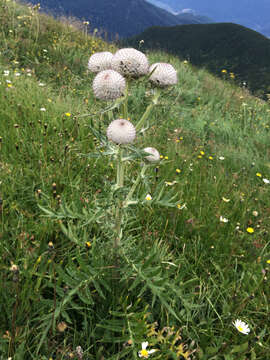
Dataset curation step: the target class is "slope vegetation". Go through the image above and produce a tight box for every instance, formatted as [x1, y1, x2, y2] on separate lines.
[0, 1, 270, 359]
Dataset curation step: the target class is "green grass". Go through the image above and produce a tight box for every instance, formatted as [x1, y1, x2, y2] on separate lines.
[0, 1, 270, 359]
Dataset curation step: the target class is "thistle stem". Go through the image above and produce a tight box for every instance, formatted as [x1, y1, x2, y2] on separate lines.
[123, 164, 147, 207]
[135, 88, 161, 131]
[115, 146, 124, 247]
[122, 81, 129, 119]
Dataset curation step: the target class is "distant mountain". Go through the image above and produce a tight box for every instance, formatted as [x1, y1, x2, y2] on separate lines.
[146, 0, 270, 36]
[125, 23, 270, 98]
[25, 0, 210, 39]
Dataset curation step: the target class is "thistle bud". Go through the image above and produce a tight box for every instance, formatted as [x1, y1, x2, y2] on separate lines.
[149, 62, 178, 87]
[106, 119, 136, 145]
[111, 48, 149, 78]
[143, 147, 160, 162]
[88, 51, 113, 73]
[92, 70, 126, 100]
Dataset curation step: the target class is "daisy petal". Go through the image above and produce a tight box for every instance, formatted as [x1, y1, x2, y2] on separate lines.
[142, 342, 148, 350]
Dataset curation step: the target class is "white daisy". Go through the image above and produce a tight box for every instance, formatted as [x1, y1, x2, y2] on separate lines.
[220, 216, 229, 223]
[262, 178, 270, 184]
[233, 319, 250, 335]
[145, 194, 152, 201]
[138, 341, 157, 358]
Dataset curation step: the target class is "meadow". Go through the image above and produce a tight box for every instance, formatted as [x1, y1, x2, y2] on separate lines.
[0, 0, 270, 359]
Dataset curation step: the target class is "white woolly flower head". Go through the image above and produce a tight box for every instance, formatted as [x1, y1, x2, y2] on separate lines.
[88, 51, 113, 73]
[111, 48, 149, 77]
[92, 70, 126, 100]
[143, 147, 160, 162]
[106, 119, 136, 144]
[149, 62, 178, 87]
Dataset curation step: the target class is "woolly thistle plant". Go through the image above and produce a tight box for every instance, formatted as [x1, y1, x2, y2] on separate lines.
[36, 48, 187, 359]
[85, 49, 179, 248]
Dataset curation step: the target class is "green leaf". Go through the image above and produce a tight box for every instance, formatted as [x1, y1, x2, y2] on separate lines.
[231, 342, 249, 353]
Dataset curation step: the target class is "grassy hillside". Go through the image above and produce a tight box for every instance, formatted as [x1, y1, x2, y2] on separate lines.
[0, 1, 270, 359]
[125, 23, 270, 98]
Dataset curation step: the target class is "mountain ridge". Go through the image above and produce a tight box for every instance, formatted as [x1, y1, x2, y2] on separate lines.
[24, 0, 210, 39]
[125, 22, 270, 98]
[146, 0, 270, 37]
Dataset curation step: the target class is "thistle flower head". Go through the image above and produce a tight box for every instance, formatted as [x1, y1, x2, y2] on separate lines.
[87, 51, 113, 73]
[106, 119, 136, 144]
[111, 48, 149, 77]
[92, 70, 126, 100]
[149, 62, 178, 87]
[143, 147, 160, 162]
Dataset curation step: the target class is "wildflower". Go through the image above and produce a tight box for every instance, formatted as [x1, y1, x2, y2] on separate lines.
[183, 60, 188, 64]
[263, 178, 270, 184]
[266, 260, 270, 264]
[200, 151, 205, 155]
[143, 147, 160, 162]
[92, 70, 126, 101]
[252, 211, 258, 217]
[14, 72, 20, 77]
[222, 197, 230, 202]
[230, 72, 235, 79]
[209, 156, 213, 160]
[256, 172, 262, 177]
[177, 203, 186, 210]
[176, 168, 181, 173]
[40, 107, 46, 111]
[138, 341, 156, 358]
[164, 156, 168, 160]
[219, 156, 225, 160]
[149, 62, 178, 87]
[38, 82, 45, 86]
[145, 194, 152, 201]
[246, 227, 254, 234]
[57, 321, 68, 332]
[220, 216, 229, 223]
[221, 69, 227, 74]
[3, 70, 9, 76]
[165, 181, 177, 186]
[106, 119, 136, 144]
[65, 112, 71, 117]
[111, 48, 149, 77]
[88, 51, 113, 73]
[85, 241, 91, 248]
[233, 319, 250, 335]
